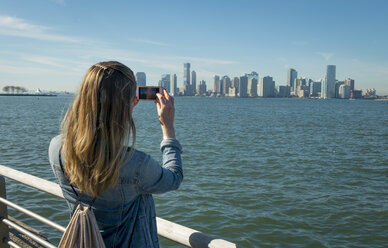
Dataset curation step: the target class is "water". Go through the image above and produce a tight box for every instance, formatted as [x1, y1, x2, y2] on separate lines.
[0, 96, 388, 247]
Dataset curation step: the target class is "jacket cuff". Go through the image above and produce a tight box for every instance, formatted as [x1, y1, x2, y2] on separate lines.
[160, 138, 182, 152]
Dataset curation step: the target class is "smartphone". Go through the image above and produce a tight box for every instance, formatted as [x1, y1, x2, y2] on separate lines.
[136, 86, 163, 100]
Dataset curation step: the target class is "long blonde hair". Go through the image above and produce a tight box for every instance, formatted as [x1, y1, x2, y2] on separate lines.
[61, 61, 136, 197]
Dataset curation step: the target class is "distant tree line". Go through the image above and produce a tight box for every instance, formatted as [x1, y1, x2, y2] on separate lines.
[2, 86, 28, 93]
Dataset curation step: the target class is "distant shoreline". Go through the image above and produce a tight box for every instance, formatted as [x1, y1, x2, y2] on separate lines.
[0, 93, 57, 97]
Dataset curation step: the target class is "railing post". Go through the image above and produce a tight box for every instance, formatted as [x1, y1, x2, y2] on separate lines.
[0, 177, 10, 248]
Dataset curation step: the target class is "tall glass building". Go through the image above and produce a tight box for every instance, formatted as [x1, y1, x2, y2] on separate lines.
[258, 76, 275, 97]
[345, 78, 355, 91]
[239, 75, 248, 98]
[213, 75, 220, 94]
[231, 77, 240, 94]
[183, 63, 190, 88]
[321, 65, 336, 99]
[339, 84, 350, 99]
[310, 81, 322, 97]
[287, 68, 297, 91]
[247, 78, 258, 97]
[136, 72, 146, 86]
[220, 75, 231, 95]
[160, 74, 170, 92]
[170, 74, 177, 96]
[197, 80, 207, 95]
[190, 70, 196, 95]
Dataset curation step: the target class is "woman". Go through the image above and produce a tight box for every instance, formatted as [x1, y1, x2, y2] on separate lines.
[49, 61, 183, 247]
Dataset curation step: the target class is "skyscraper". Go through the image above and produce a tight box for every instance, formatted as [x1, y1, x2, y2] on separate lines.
[345, 78, 355, 99]
[220, 75, 231, 95]
[321, 65, 336, 99]
[335, 80, 345, 98]
[278, 86, 290, 97]
[310, 81, 322, 97]
[287, 68, 297, 91]
[136, 72, 146, 86]
[231, 77, 240, 94]
[247, 78, 258, 97]
[339, 84, 350, 99]
[258, 76, 275, 97]
[197, 80, 207, 95]
[213, 75, 220, 94]
[345, 78, 355, 91]
[183, 63, 190, 88]
[294, 77, 307, 96]
[160, 74, 170, 92]
[245, 72, 258, 97]
[239, 75, 248, 98]
[190, 70, 196, 96]
[170, 74, 177, 96]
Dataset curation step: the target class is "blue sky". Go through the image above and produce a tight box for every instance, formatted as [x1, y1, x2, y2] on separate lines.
[1, 0, 387, 94]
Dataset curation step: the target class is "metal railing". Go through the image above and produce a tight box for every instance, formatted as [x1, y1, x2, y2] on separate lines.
[0, 164, 240, 248]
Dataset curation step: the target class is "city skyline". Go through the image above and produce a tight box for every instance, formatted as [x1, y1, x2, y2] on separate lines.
[1, 1, 388, 94]
[145, 62, 370, 100]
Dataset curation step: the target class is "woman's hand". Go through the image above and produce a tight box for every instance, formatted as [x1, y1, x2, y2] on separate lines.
[155, 89, 175, 139]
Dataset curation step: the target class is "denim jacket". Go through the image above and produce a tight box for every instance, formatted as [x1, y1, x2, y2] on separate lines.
[49, 135, 183, 248]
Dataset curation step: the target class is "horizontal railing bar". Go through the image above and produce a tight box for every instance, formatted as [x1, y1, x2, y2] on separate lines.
[0, 164, 241, 248]
[0, 165, 63, 198]
[2, 218, 56, 248]
[7, 239, 22, 248]
[157, 217, 239, 248]
[0, 197, 66, 233]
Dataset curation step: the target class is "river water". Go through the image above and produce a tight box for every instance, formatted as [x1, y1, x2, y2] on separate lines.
[0, 95, 387, 247]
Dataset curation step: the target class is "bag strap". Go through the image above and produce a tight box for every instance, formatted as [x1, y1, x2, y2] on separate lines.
[58, 149, 97, 209]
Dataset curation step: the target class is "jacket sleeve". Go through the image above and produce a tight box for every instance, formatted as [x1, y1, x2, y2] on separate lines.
[137, 138, 183, 194]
